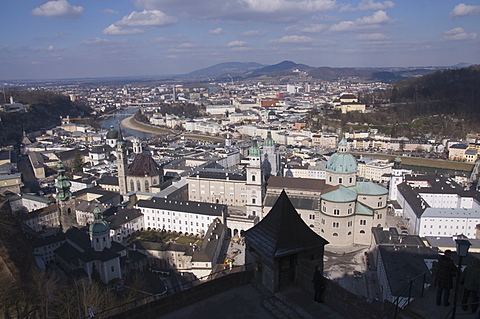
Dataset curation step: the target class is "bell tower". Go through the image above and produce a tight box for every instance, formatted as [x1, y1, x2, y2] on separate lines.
[55, 160, 77, 231]
[116, 127, 128, 194]
[246, 137, 264, 219]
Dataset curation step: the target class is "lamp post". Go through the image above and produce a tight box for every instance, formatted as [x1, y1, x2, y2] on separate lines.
[452, 239, 471, 319]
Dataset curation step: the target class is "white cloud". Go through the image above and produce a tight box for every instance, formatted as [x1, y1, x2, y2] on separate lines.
[340, 0, 394, 12]
[442, 27, 477, 41]
[356, 33, 389, 40]
[132, 0, 335, 22]
[450, 4, 480, 17]
[285, 23, 327, 33]
[103, 9, 119, 14]
[330, 21, 356, 31]
[31, 0, 83, 18]
[239, 0, 336, 13]
[81, 38, 112, 45]
[270, 35, 315, 43]
[330, 10, 392, 32]
[103, 24, 144, 35]
[227, 40, 247, 47]
[103, 10, 177, 35]
[35, 45, 64, 51]
[116, 10, 177, 27]
[356, 10, 392, 24]
[178, 42, 197, 48]
[209, 28, 225, 35]
[242, 30, 265, 37]
[230, 46, 251, 52]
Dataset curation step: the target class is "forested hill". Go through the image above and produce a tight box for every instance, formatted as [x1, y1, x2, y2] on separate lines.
[0, 91, 91, 144]
[390, 65, 480, 119]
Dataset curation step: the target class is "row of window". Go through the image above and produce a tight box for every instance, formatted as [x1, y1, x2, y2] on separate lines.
[320, 230, 366, 235]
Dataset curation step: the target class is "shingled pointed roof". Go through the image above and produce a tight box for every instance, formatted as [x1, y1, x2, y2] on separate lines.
[128, 153, 162, 177]
[243, 190, 328, 258]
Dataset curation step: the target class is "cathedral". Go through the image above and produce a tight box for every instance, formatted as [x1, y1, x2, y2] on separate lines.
[264, 137, 388, 247]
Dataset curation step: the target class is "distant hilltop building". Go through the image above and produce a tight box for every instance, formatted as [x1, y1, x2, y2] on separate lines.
[333, 93, 366, 114]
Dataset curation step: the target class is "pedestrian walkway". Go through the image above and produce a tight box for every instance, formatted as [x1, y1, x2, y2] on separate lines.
[402, 286, 474, 319]
[158, 284, 347, 319]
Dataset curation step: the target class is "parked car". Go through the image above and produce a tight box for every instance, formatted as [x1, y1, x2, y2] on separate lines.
[401, 230, 409, 235]
[400, 226, 407, 230]
[353, 271, 362, 278]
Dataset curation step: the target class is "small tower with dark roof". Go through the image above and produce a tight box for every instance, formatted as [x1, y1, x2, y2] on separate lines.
[106, 125, 119, 148]
[243, 190, 328, 293]
[55, 160, 77, 231]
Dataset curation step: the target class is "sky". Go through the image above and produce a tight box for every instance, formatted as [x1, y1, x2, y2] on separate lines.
[1, 0, 479, 80]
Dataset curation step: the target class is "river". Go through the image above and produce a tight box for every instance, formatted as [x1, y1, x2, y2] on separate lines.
[100, 108, 156, 139]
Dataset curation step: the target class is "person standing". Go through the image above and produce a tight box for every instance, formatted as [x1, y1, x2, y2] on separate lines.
[435, 250, 457, 307]
[313, 265, 324, 303]
[461, 258, 480, 312]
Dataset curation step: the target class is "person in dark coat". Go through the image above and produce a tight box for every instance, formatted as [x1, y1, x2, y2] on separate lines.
[461, 258, 480, 312]
[435, 250, 457, 307]
[313, 265, 324, 303]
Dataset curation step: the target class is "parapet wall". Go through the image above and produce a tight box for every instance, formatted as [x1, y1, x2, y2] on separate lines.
[106, 270, 253, 319]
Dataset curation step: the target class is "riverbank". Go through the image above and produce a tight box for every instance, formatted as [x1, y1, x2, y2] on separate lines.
[121, 116, 224, 142]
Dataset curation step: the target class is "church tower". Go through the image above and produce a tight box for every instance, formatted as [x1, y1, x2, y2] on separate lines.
[389, 157, 404, 200]
[116, 128, 128, 195]
[262, 130, 279, 177]
[246, 138, 264, 219]
[55, 161, 77, 232]
[132, 137, 142, 154]
[89, 205, 111, 251]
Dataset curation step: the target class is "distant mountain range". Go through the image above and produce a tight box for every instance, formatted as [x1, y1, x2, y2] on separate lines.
[180, 60, 477, 82]
[182, 62, 265, 79]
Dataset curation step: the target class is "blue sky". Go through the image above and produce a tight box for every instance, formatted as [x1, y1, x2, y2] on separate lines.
[1, 0, 479, 80]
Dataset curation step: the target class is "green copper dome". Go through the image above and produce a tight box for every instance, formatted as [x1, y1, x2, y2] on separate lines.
[89, 205, 109, 236]
[264, 131, 275, 147]
[325, 137, 357, 174]
[249, 138, 262, 157]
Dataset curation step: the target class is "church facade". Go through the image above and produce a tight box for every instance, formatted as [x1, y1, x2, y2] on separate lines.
[264, 138, 388, 247]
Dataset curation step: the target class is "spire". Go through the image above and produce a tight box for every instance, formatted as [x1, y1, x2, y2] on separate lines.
[264, 130, 275, 147]
[249, 137, 261, 157]
[55, 160, 72, 201]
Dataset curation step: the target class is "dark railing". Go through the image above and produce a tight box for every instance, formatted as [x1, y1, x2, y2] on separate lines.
[381, 270, 431, 319]
[83, 264, 253, 319]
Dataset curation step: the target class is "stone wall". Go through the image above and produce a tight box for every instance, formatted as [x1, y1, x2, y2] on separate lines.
[106, 270, 253, 319]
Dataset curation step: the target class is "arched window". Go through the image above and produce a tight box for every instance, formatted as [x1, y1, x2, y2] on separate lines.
[339, 178, 343, 184]
[130, 180, 134, 192]
[137, 180, 141, 191]
[252, 175, 256, 182]
[153, 179, 157, 185]
[333, 233, 339, 236]
[348, 231, 352, 235]
[360, 230, 365, 234]
[145, 180, 149, 192]
[309, 224, 314, 228]
[67, 208, 71, 215]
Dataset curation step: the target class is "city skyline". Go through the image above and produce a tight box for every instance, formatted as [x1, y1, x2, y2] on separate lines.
[1, 0, 479, 80]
